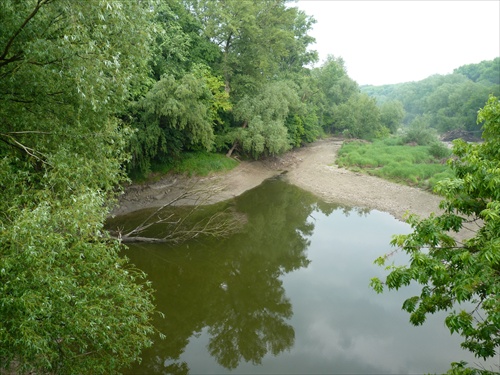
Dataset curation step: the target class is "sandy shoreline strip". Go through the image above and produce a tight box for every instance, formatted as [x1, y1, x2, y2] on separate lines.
[112, 138, 443, 223]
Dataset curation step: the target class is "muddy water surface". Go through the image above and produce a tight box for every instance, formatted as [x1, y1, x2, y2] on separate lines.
[118, 178, 493, 374]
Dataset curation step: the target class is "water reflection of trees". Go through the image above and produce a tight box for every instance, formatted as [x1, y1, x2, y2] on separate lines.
[122, 178, 368, 374]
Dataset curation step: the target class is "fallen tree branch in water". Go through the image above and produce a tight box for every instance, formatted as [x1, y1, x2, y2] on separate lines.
[109, 182, 246, 244]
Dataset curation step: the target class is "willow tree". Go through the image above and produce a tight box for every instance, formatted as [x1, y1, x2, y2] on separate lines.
[226, 81, 300, 158]
[128, 64, 231, 174]
[371, 96, 500, 372]
[0, 1, 158, 373]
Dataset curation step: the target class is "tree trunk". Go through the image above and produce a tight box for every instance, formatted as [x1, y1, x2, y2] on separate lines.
[226, 120, 247, 158]
[223, 32, 232, 94]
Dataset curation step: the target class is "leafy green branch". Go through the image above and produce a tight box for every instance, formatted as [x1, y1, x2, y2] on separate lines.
[372, 96, 500, 372]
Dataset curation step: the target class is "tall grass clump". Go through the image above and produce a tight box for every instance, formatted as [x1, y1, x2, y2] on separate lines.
[336, 137, 452, 190]
[168, 151, 239, 176]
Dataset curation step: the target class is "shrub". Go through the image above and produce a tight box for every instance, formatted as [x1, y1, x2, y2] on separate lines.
[428, 142, 452, 159]
[403, 116, 440, 146]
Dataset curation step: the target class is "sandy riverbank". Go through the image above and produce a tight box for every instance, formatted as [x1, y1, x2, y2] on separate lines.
[111, 138, 444, 223]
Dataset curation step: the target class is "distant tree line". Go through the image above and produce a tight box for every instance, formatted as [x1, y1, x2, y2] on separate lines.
[361, 58, 500, 136]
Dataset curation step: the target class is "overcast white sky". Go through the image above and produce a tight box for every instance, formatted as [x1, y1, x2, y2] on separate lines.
[295, 0, 500, 86]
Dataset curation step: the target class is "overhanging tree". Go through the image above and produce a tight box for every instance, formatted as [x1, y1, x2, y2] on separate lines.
[371, 96, 500, 372]
[1, 1, 158, 373]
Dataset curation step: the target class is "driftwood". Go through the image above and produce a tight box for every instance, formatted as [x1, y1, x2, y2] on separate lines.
[119, 236, 169, 243]
[110, 182, 246, 244]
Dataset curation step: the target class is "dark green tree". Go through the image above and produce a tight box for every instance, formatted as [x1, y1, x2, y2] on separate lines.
[371, 96, 500, 372]
[380, 100, 405, 133]
[0, 1, 157, 373]
[186, 0, 316, 98]
[312, 55, 359, 132]
[183, 0, 320, 158]
[123, 1, 232, 176]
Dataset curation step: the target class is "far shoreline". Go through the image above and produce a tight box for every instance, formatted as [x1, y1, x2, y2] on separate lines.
[112, 138, 444, 224]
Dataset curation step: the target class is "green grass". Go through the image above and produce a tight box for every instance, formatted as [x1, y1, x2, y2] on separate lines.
[336, 138, 453, 191]
[150, 151, 239, 178]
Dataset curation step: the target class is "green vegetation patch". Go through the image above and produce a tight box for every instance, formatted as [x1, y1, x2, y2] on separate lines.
[336, 138, 453, 190]
[152, 151, 239, 177]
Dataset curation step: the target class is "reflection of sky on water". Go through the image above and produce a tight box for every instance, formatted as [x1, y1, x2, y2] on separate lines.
[180, 208, 493, 374]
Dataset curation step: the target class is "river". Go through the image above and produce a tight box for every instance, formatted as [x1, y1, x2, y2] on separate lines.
[111, 178, 493, 374]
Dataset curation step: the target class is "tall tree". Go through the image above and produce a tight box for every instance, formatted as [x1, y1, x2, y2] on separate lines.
[0, 1, 158, 372]
[124, 0, 232, 176]
[371, 96, 500, 372]
[312, 55, 359, 131]
[186, 0, 316, 97]
[184, 0, 318, 158]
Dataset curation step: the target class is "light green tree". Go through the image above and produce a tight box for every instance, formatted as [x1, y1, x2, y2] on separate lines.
[0, 1, 158, 373]
[371, 96, 500, 373]
[332, 93, 387, 140]
[226, 81, 300, 158]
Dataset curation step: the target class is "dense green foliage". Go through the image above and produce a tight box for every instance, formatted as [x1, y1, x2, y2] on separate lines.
[332, 93, 387, 140]
[126, 0, 325, 175]
[122, 2, 412, 177]
[337, 138, 452, 190]
[362, 58, 500, 134]
[371, 96, 500, 371]
[0, 1, 157, 373]
[454, 58, 500, 85]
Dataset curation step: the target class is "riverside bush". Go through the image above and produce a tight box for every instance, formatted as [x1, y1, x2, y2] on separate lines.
[337, 138, 453, 190]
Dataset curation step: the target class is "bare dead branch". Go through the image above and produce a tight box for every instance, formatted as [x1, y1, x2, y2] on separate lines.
[111, 182, 246, 244]
[0, 132, 51, 166]
[7, 131, 54, 135]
